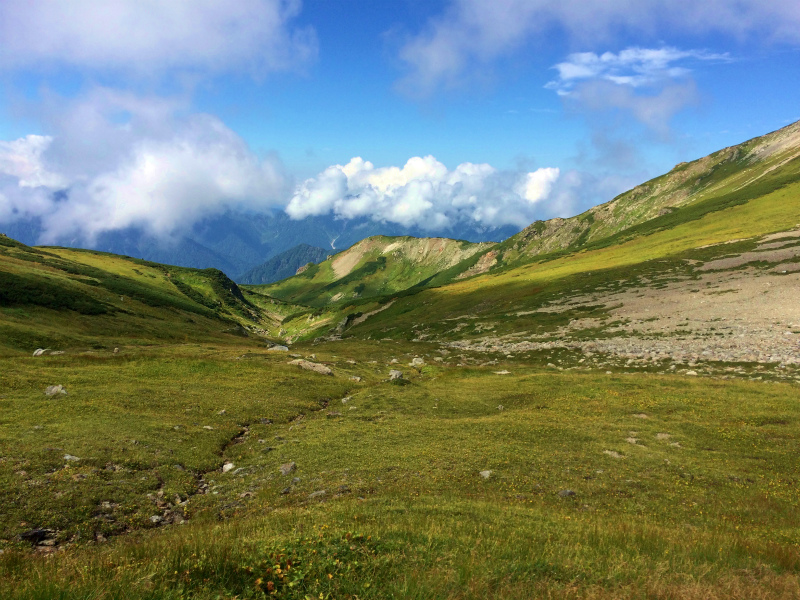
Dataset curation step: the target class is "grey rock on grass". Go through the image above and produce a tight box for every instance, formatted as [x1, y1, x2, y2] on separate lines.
[279, 462, 297, 475]
[288, 359, 333, 376]
[45, 385, 67, 397]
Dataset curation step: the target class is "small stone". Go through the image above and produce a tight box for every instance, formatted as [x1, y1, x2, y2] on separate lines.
[174, 464, 185, 471]
[625, 437, 638, 445]
[149, 515, 163, 524]
[389, 369, 403, 380]
[497, 405, 504, 411]
[349, 376, 362, 382]
[410, 357, 425, 367]
[203, 426, 213, 430]
[686, 370, 698, 376]
[45, 385, 67, 397]
[222, 462, 235, 473]
[63, 454, 80, 462]
[292, 477, 301, 484]
[267, 345, 289, 352]
[558, 489, 576, 498]
[326, 411, 342, 418]
[113, 348, 120, 354]
[280, 487, 291, 495]
[390, 358, 398, 364]
[603, 450, 623, 459]
[493, 370, 511, 375]
[33, 348, 49, 357]
[656, 433, 671, 440]
[308, 490, 326, 499]
[632, 413, 649, 419]
[217, 409, 226, 415]
[479, 470, 492, 479]
[341, 397, 350, 404]
[279, 462, 297, 475]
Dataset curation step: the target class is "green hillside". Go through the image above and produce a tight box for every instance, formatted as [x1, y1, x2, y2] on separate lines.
[255, 235, 493, 307]
[0, 235, 289, 353]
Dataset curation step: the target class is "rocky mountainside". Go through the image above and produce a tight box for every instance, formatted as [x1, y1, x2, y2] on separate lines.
[496, 119, 800, 265]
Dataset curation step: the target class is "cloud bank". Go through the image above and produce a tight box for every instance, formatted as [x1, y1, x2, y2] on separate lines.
[0, 0, 316, 76]
[0, 91, 288, 243]
[397, 0, 800, 96]
[286, 156, 565, 230]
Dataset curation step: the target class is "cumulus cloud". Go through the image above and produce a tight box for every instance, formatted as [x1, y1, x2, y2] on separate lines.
[397, 0, 800, 96]
[0, 90, 288, 243]
[0, 0, 316, 76]
[286, 156, 563, 229]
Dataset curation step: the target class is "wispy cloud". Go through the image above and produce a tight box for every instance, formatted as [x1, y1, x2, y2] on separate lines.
[396, 0, 800, 97]
[546, 47, 730, 95]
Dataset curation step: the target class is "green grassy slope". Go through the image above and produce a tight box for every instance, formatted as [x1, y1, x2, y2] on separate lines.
[1, 341, 799, 598]
[0, 235, 284, 353]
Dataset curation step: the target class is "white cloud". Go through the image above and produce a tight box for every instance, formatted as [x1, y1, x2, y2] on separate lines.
[0, 135, 68, 189]
[547, 47, 728, 94]
[0, 91, 288, 243]
[286, 156, 563, 229]
[0, 0, 316, 76]
[397, 0, 800, 96]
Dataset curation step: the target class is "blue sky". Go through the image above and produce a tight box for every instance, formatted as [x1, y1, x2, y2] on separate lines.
[0, 0, 798, 243]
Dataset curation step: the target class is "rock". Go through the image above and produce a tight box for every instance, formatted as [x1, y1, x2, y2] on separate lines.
[288, 359, 333, 376]
[18, 528, 55, 545]
[349, 376, 362, 382]
[217, 409, 226, 415]
[341, 397, 350, 404]
[497, 405, 504, 411]
[479, 470, 492, 479]
[279, 462, 297, 475]
[113, 348, 120, 354]
[389, 370, 403, 380]
[390, 358, 399, 364]
[222, 462, 235, 473]
[33, 348, 50, 357]
[203, 425, 213, 430]
[632, 414, 649, 419]
[558, 489, 576, 498]
[656, 433, 671, 440]
[686, 370, 698, 376]
[292, 477, 301, 484]
[308, 490, 326, 499]
[410, 357, 425, 367]
[603, 450, 623, 459]
[493, 370, 511, 375]
[280, 487, 292, 495]
[45, 385, 67, 397]
[625, 437, 638, 445]
[260, 418, 273, 425]
[326, 411, 342, 418]
[268, 345, 289, 352]
[63, 454, 80, 462]
[150, 515, 163, 525]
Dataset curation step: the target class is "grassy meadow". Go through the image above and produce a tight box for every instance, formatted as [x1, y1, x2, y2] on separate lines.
[2, 338, 799, 598]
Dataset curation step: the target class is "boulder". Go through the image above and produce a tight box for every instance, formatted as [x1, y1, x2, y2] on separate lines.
[389, 370, 403, 380]
[288, 359, 333, 376]
[45, 385, 67, 397]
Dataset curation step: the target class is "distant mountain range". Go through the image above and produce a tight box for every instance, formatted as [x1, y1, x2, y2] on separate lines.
[238, 243, 329, 285]
[0, 211, 518, 283]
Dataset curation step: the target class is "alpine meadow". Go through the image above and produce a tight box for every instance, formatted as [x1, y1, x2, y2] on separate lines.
[2, 2, 800, 599]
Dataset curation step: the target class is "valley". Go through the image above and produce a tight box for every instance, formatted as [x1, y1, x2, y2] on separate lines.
[1, 121, 800, 599]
